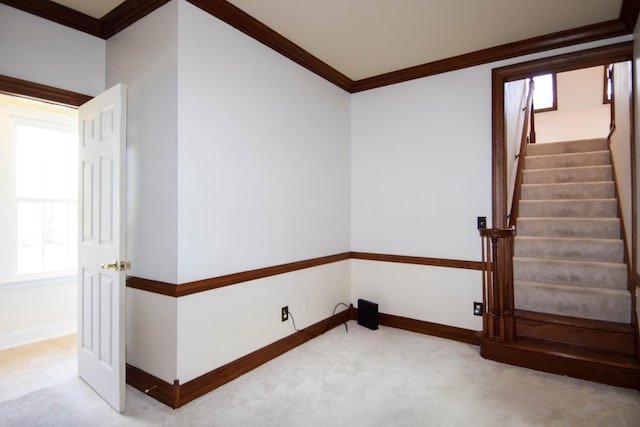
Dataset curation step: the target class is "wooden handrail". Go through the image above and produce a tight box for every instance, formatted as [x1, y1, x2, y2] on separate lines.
[509, 79, 535, 228]
[480, 227, 516, 342]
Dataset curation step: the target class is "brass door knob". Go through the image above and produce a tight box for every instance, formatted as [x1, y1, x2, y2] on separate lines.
[101, 260, 119, 270]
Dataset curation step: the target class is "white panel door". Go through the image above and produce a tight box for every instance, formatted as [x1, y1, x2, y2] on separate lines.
[77, 84, 127, 413]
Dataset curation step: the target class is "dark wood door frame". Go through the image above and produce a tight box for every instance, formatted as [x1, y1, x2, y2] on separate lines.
[0, 74, 91, 107]
[491, 41, 633, 229]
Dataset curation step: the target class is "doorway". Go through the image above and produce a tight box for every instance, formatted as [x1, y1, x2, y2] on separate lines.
[490, 41, 633, 228]
[0, 93, 79, 349]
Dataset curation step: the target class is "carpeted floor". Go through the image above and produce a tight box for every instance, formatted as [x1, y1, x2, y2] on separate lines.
[1, 321, 639, 426]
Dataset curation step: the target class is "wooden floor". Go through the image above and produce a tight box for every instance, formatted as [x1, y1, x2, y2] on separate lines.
[0, 335, 76, 403]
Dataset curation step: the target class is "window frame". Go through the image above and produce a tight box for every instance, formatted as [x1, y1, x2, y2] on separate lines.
[12, 115, 79, 280]
[0, 76, 88, 285]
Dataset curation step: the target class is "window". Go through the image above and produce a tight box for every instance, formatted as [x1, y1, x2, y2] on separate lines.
[603, 64, 613, 104]
[532, 73, 557, 112]
[0, 94, 78, 284]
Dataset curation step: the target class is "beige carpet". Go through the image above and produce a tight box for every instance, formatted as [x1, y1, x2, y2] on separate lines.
[1, 322, 639, 426]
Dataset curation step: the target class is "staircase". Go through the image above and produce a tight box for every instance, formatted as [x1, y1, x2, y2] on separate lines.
[514, 137, 631, 323]
[481, 138, 640, 390]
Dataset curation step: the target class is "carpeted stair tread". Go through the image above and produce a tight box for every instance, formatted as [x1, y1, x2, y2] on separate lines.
[514, 257, 627, 289]
[521, 181, 614, 200]
[525, 150, 610, 170]
[517, 217, 620, 238]
[514, 280, 631, 323]
[526, 138, 607, 156]
[523, 165, 612, 184]
[519, 199, 617, 218]
[514, 236, 624, 262]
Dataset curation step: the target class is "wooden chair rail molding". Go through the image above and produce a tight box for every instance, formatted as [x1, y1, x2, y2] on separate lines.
[2, 0, 638, 93]
[127, 251, 484, 297]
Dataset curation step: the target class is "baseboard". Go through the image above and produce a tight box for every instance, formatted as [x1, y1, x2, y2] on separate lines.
[128, 307, 479, 408]
[0, 319, 77, 350]
[127, 306, 353, 408]
[350, 308, 479, 346]
[126, 364, 179, 408]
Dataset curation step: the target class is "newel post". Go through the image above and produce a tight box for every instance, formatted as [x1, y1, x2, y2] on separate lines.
[480, 227, 516, 342]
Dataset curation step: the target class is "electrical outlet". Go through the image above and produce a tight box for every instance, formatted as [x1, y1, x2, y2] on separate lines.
[473, 302, 483, 316]
[281, 306, 289, 322]
[477, 216, 487, 230]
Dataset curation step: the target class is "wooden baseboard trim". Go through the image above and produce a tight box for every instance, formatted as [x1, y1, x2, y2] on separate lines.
[129, 306, 352, 408]
[126, 364, 180, 408]
[350, 307, 479, 346]
[378, 312, 480, 345]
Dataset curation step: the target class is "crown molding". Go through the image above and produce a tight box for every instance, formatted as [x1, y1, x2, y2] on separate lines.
[1, 0, 637, 93]
[101, 0, 171, 39]
[350, 20, 629, 92]
[186, 0, 353, 91]
[1, 0, 102, 36]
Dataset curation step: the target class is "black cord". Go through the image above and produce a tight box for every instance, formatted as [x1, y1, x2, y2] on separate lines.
[331, 302, 350, 333]
[287, 302, 351, 337]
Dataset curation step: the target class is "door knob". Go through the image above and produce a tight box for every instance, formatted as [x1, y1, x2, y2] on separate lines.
[101, 260, 119, 270]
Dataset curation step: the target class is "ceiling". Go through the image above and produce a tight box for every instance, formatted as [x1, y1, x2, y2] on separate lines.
[48, 0, 625, 80]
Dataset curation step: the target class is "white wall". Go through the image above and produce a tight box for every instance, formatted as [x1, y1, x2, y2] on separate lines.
[0, 277, 77, 349]
[0, 3, 105, 96]
[174, 1, 351, 381]
[350, 36, 631, 332]
[106, 1, 179, 285]
[177, 261, 350, 382]
[611, 61, 633, 260]
[535, 66, 610, 143]
[351, 64, 492, 260]
[176, 1, 351, 281]
[127, 288, 177, 383]
[505, 79, 529, 216]
[106, 0, 179, 382]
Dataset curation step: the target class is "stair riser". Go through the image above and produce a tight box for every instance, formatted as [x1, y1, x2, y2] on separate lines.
[519, 200, 617, 218]
[526, 139, 607, 156]
[517, 218, 620, 239]
[525, 151, 610, 169]
[514, 237, 624, 263]
[515, 317, 636, 355]
[514, 282, 631, 323]
[521, 182, 614, 200]
[523, 166, 612, 184]
[514, 259, 627, 289]
[480, 339, 640, 390]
